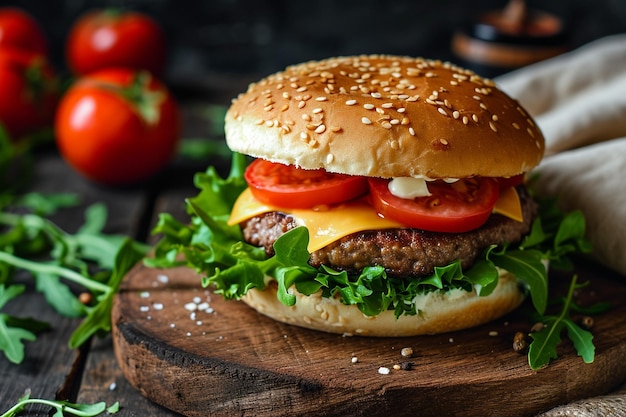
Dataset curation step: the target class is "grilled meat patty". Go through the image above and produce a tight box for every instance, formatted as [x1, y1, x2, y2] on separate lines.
[241, 186, 537, 278]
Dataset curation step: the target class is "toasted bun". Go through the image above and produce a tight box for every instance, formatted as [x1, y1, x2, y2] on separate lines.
[225, 55, 544, 179]
[241, 269, 524, 337]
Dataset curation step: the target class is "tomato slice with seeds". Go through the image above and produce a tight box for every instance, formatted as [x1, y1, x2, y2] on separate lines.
[244, 159, 369, 209]
[367, 177, 500, 233]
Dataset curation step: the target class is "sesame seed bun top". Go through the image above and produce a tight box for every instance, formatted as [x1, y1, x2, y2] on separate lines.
[224, 55, 545, 179]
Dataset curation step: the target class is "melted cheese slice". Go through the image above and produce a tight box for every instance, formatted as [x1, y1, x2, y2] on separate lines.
[228, 186, 523, 252]
[492, 186, 523, 223]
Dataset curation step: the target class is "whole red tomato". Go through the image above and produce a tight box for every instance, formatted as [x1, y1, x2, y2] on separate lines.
[0, 7, 48, 55]
[66, 9, 166, 76]
[0, 48, 58, 140]
[55, 68, 180, 185]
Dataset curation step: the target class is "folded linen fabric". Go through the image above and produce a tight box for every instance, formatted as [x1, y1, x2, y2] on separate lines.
[495, 34, 626, 277]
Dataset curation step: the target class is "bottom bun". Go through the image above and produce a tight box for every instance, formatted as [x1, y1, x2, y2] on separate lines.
[241, 269, 525, 337]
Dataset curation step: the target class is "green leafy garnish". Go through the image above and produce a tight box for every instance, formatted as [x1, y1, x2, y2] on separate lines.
[0, 194, 149, 364]
[148, 153, 593, 368]
[0, 391, 119, 417]
[528, 275, 600, 370]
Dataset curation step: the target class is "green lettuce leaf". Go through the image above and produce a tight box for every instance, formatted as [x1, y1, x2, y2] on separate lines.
[146, 153, 591, 319]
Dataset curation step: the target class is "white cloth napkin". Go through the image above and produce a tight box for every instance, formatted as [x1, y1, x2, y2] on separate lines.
[495, 34, 626, 276]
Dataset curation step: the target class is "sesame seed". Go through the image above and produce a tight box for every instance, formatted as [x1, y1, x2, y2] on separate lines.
[409, 127, 416, 136]
[462, 116, 469, 125]
[298, 101, 305, 109]
[263, 105, 273, 112]
[492, 114, 498, 121]
[361, 117, 372, 125]
[390, 140, 399, 149]
[378, 367, 391, 375]
[390, 119, 400, 125]
[512, 122, 520, 129]
[526, 118, 535, 127]
[314, 124, 326, 134]
[345, 99, 357, 105]
[381, 102, 394, 108]
[330, 126, 342, 132]
[452, 110, 460, 119]
[381, 121, 392, 129]
[300, 132, 309, 140]
[527, 127, 535, 138]
[472, 114, 479, 123]
[479, 103, 488, 110]
[326, 153, 335, 164]
[316, 96, 328, 101]
[440, 138, 449, 145]
[312, 107, 323, 114]
[363, 103, 375, 110]
[296, 86, 308, 92]
[397, 107, 406, 113]
[371, 92, 382, 99]
[489, 121, 498, 132]
[438, 107, 448, 116]
[302, 114, 311, 121]
[280, 104, 289, 112]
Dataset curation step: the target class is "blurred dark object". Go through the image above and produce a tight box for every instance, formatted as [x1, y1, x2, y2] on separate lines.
[1, 0, 625, 90]
[452, 0, 569, 77]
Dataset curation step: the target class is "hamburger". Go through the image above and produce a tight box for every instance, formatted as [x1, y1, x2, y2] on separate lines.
[156, 55, 566, 337]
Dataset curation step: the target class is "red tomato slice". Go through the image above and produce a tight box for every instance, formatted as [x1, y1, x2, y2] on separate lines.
[368, 177, 500, 233]
[496, 174, 525, 191]
[244, 159, 369, 209]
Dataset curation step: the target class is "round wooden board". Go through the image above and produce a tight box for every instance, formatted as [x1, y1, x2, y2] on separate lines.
[112, 260, 626, 417]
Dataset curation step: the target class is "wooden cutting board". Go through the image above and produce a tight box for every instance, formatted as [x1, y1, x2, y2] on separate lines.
[112, 259, 626, 417]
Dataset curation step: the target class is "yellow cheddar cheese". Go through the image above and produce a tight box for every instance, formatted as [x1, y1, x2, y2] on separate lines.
[228, 186, 523, 252]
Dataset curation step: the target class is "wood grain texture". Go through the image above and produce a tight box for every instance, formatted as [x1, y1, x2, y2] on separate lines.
[112, 259, 626, 417]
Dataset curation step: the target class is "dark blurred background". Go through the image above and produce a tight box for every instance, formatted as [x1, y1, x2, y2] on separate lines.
[3, 0, 626, 90]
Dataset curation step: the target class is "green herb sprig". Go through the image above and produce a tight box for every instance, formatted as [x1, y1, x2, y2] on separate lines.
[528, 275, 611, 370]
[0, 391, 118, 417]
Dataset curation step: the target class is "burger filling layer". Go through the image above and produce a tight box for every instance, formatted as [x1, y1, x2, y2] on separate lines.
[241, 185, 536, 278]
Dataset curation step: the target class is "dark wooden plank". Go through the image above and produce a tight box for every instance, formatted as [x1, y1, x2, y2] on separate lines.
[111, 257, 626, 417]
[1, 151, 152, 414]
[0, 274, 84, 415]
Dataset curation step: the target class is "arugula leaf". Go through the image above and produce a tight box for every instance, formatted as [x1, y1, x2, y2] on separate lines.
[528, 275, 596, 370]
[69, 238, 146, 349]
[0, 285, 37, 364]
[490, 248, 548, 314]
[0, 194, 148, 363]
[0, 391, 119, 417]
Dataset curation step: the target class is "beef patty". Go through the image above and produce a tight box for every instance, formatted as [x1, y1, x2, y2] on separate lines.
[241, 186, 537, 278]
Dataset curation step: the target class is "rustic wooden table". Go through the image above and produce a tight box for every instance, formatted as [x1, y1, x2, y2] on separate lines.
[0, 76, 249, 416]
[2, 75, 626, 417]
